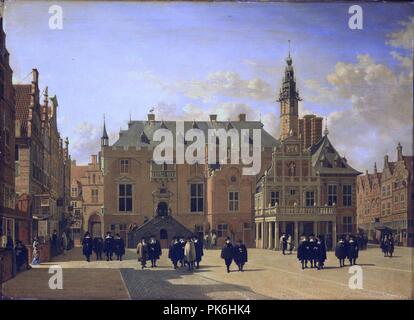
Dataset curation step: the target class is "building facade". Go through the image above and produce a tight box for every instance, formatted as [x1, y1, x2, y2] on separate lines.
[357, 143, 413, 247]
[14, 69, 71, 243]
[254, 53, 361, 251]
[101, 114, 275, 248]
[0, 16, 17, 246]
[70, 155, 104, 243]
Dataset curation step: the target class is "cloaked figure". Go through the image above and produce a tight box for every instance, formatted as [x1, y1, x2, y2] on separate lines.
[335, 237, 347, 267]
[114, 233, 125, 261]
[233, 239, 248, 272]
[221, 237, 234, 273]
[184, 237, 196, 271]
[297, 237, 308, 270]
[308, 235, 318, 268]
[136, 237, 148, 269]
[148, 235, 162, 267]
[316, 235, 327, 270]
[193, 235, 204, 269]
[103, 232, 114, 261]
[82, 232, 93, 262]
[93, 236, 103, 261]
[168, 237, 182, 269]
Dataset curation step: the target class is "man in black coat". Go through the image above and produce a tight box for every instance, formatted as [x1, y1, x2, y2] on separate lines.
[82, 232, 93, 262]
[179, 237, 186, 267]
[114, 233, 126, 261]
[220, 237, 234, 273]
[15, 240, 28, 271]
[103, 231, 114, 261]
[93, 236, 103, 261]
[316, 235, 327, 270]
[193, 235, 204, 269]
[168, 237, 181, 269]
[148, 235, 162, 267]
[281, 233, 287, 255]
[308, 235, 318, 268]
[335, 237, 347, 267]
[233, 239, 248, 272]
[347, 235, 359, 265]
[297, 237, 307, 270]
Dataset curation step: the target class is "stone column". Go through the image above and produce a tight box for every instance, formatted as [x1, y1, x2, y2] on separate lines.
[261, 222, 265, 249]
[332, 219, 337, 248]
[313, 221, 318, 236]
[274, 221, 279, 250]
[294, 221, 299, 250]
[255, 223, 259, 248]
[268, 222, 273, 249]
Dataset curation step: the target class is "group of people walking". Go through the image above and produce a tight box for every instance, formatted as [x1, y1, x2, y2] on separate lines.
[220, 238, 248, 273]
[168, 236, 204, 270]
[297, 235, 327, 270]
[82, 231, 125, 262]
[380, 234, 395, 257]
[136, 235, 162, 269]
[334, 235, 359, 267]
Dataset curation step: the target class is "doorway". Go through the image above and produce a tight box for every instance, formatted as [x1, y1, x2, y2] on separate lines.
[157, 202, 169, 217]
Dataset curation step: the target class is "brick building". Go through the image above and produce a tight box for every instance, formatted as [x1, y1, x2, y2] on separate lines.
[14, 69, 71, 243]
[0, 16, 16, 244]
[100, 114, 276, 248]
[0, 16, 17, 283]
[254, 53, 361, 251]
[357, 143, 413, 247]
[70, 155, 104, 244]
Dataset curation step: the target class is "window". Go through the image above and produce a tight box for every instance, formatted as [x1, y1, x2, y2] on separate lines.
[387, 185, 391, 196]
[71, 201, 78, 208]
[342, 216, 352, 234]
[91, 189, 99, 203]
[118, 184, 132, 212]
[306, 191, 314, 207]
[327, 185, 337, 206]
[343, 185, 352, 207]
[290, 189, 296, 196]
[15, 145, 19, 161]
[401, 194, 405, 208]
[190, 183, 204, 212]
[382, 186, 386, 197]
[217, 224, 228, 237]
[120, 159, 129, 174]
[15, 163, 20, 177]
[71, 187, 78, 197]
[229, 191, 239, 212]
[270, 191, 279, 206]
[92, 174, 96, 184]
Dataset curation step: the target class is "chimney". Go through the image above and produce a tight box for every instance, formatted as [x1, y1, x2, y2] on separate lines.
[91, 154, 97, 165]
[384, 155, 389, 168]
[238, 113, 246, 122]
[397, 142, 403, 161]
[32, 68, 39, 86]
[209, 114, 217, 122]
[148, 113, 155, 121]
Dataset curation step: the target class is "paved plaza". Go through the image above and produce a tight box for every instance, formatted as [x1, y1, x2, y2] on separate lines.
[1, 246, 412, 300]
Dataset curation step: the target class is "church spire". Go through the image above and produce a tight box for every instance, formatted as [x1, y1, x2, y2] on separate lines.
[101, 114, 109, 147]
[278, 40, 301, 140]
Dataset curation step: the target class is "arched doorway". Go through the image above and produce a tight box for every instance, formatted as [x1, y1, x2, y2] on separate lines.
[156, 202, 169, 217]
[88, 214, 102, 238]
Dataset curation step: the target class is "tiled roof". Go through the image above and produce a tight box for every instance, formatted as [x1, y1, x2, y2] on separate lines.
[112, 120, 279, 149]
[14, 84, 32, 121]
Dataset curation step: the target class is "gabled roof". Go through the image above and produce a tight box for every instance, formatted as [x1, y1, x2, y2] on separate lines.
[112, 120, 279, 149]
[14, 84, 32, 121]
[311, 134, 361, 176]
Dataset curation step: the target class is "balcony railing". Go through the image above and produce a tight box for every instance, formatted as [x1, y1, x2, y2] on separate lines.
[150, 170, 176, 180]
[256, 206, 336, 216]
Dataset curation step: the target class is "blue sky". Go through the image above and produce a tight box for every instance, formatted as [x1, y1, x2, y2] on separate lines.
[4, 1, 413, 169]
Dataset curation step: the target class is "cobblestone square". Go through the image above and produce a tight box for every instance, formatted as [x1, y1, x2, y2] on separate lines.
[2, 246, 412, 300]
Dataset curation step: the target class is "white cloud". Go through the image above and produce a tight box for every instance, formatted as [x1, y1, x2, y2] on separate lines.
[386, 16, 414, 49]
[70, 122, 117, 164]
